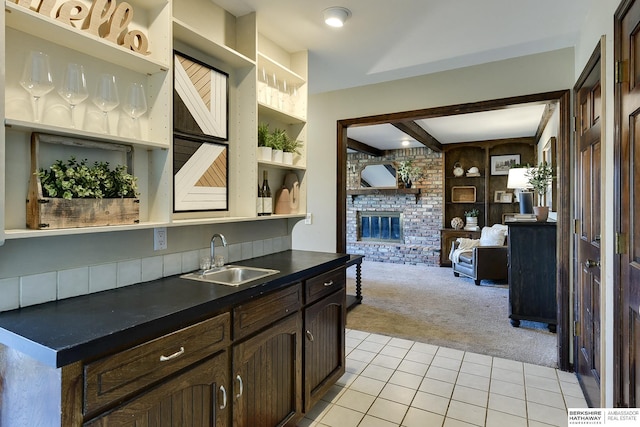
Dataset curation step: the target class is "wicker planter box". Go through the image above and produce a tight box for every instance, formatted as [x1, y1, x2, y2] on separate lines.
[27, 195, 139, 230]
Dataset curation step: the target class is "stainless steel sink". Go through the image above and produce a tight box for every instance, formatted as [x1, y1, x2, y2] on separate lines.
[181, 265, 279, 286]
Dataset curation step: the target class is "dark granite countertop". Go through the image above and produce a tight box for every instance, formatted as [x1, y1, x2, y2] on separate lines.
[0, 250, 349, 368]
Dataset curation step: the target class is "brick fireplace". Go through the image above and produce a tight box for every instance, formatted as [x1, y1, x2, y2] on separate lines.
[346, 147, 443, 266]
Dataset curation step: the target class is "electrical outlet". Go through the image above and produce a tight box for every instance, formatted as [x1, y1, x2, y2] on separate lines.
[305, 213, 312, 225]
[154, 227, 167, 251]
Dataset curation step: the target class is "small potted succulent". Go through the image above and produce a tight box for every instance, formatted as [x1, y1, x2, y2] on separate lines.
[268, 128, 287, 163]
[464, 208, 480, 230]
[257, 122, 272, 161]
[282, 135, 303, 165]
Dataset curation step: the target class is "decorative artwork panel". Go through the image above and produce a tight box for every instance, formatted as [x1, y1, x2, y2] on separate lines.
[173, 51, 228, 140]
[173, 135, 228, 212]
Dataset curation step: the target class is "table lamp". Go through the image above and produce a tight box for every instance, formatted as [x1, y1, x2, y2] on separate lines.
[507, 168, 533, 214]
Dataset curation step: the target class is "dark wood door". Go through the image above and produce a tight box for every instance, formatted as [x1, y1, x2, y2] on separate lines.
[616, 0, 640, 407]
[574, 41, 602, 408]
[84, 352, 229, 427]
[232, 314, 302, 427]
[304, 288, 346, 411]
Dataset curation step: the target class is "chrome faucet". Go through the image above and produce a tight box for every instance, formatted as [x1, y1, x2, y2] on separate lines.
[210, 233, 227, 267]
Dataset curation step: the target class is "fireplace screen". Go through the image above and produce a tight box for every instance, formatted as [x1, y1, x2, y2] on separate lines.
[358, 211, 403, 242]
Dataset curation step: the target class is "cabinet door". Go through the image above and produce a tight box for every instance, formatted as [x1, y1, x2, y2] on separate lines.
[84, 352, 229, 427]
[232, 314, 302, 427]
[304, 287, 346, 411]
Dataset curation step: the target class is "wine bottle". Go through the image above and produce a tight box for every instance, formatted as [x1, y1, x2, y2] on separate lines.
[261, 170, 272, 215]
[257, 184, 264, 216]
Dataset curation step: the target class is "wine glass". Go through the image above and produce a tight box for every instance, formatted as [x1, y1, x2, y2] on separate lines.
[121, 82, 147, 139]
[58, 63, 88, 128]
[19, 51, 55, 123]
[93, 74, 119, 134]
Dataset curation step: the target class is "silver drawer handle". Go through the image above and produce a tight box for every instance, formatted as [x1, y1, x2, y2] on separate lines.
[159, 346, 185, 362]
[219, 385, 227, 409]
[324, 280, 334, 287]
[306, 330, 314, 342]
[236, 374, 243, 398]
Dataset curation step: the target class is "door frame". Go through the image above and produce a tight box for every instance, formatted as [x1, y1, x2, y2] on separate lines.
[335, 90, 572, 370]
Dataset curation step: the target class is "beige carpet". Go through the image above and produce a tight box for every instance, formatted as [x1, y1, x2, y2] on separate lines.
[346, 260, 558, 368]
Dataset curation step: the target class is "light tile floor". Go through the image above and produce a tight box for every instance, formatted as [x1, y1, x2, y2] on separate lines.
[297, 329, 587, 427]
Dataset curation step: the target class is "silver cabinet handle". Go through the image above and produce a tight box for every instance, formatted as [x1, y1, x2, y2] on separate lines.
[306, 330, 315, 342]
[219, 385, 227, 410]
[324, 280, 334, 287]
[236, 374, 243, 398]
[159, 346, 184, 362]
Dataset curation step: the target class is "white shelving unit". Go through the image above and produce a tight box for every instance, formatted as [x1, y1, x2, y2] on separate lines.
[1, 0, 308, 243]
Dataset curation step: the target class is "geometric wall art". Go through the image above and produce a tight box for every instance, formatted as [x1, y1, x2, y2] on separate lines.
[173, 51, 228, 141]
[173, 135, 228, 212]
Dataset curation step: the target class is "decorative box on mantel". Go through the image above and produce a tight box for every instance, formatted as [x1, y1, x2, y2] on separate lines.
[26, 133, 140, 230]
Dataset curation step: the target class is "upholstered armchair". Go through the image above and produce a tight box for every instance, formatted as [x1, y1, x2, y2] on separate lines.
[449, 224, 508, 286]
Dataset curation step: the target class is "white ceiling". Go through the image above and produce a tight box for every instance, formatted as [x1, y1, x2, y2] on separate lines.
[212, 0, 590, 149]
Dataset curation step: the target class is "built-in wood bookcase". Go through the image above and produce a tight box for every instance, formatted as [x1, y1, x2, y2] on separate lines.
[443, 138, 536, 229]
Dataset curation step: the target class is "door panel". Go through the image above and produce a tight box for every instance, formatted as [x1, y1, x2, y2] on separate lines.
[616, 0, 640, 407]
[574, 42, 602, 408]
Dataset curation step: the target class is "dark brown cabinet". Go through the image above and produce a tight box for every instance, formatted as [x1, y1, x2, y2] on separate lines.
[303, 269, 346, 411]
[507, 222, 557, 332]
[232, 314, 302, 427]
[439, 229, 481, 266]
[84, 352, 229, 427]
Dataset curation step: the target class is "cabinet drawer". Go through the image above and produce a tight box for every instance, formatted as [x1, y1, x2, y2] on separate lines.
[234, 283, 302, 340]
[84, 311, 231, 415]
[305, 267, 346, 305]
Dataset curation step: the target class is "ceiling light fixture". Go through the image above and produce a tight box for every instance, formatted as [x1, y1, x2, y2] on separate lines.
[402, 140, 410, 147]
[324, 7, 351, 28]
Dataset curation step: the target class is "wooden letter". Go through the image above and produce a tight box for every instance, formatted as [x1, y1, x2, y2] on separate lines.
[37, 0, 57, 17]
[104, 2, 133, 44]
[14, 0, 33, 9]
[124, 30, 150, 55]
[56, 1, 89, 28]
[84, 0, 117, 37]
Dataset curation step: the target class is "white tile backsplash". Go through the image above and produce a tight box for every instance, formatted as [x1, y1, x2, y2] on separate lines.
[90, 263, 117, 293]
[0, 278, 20, 311]
[1, 237, 291, 311]
[21, 272, 57, 307]
[117, 260, 142, 288]
[58, 267, 89, 299]
[141, 256, 163, 282]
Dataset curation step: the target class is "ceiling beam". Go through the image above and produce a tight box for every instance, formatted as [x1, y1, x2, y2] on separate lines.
[534, 103, 557, 143]
[347, 137, 383, 157]
[392, 121, 443, 152]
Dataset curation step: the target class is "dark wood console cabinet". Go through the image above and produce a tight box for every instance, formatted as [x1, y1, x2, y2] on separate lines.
[507, 222, 557, 332]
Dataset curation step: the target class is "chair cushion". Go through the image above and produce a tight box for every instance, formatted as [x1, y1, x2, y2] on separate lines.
[458, 252, 474, 264]
[479, 224, 507, 246]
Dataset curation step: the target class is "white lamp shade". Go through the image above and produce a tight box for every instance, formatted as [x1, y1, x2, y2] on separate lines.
[507, 168, 533, 189]
[324, 7, 351, 27]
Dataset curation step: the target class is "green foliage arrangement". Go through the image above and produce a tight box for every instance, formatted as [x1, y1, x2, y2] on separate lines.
[464, 208, 480, 217]
[397, 160, 423, 183]
[526, 162, 554, 196]
[38, 157, 138, 200]
[258, 123, 303, 153]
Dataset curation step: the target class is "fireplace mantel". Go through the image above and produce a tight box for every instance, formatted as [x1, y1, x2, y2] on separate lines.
[347, 188, 421, 203]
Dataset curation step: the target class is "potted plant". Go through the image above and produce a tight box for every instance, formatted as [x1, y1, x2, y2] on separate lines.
[526, 161, 554, 221]
[257, 122, 272, 161]
[28, 156, 139, 229]
[282, 135, 303, 165]
[269, 128, 287, 163]
[397, 160, 423, 188]
[464, 208, 480, 230]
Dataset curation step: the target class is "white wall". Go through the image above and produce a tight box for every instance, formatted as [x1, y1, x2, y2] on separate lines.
[295, 48, 575, 252]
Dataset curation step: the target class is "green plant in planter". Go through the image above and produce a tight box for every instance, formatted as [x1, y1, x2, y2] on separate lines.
[526, 161, 554, 205]
[37, 156, 138, 200]
[258, 122, 270, 147]
[282, 135, 303, 154]
[464, 208, 480, 217]
[397, 160, 423, 186]
[267, 128, 287, 151]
